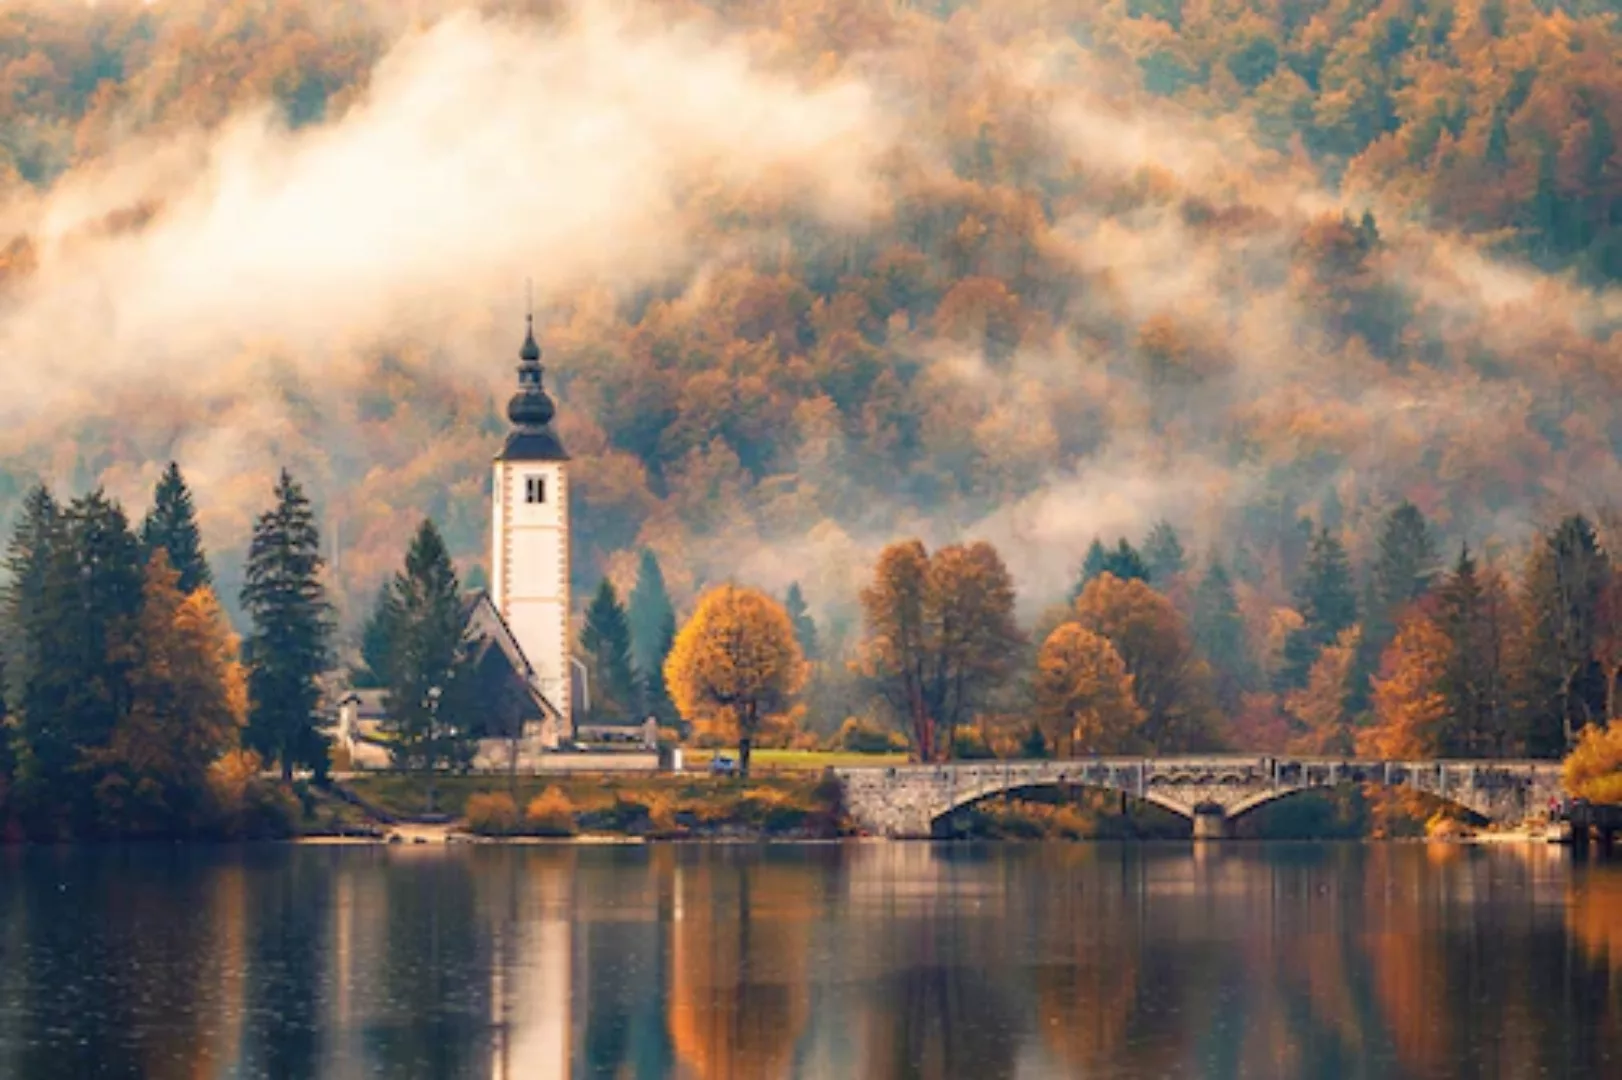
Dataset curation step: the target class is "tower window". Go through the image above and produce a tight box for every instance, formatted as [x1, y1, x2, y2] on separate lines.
[525, 476, 546, 504]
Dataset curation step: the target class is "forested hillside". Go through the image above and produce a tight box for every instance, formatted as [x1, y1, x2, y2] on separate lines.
[0, 0, 1618, 644]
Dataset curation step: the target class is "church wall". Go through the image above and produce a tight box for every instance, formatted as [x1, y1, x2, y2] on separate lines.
[492, 459, 572, 729]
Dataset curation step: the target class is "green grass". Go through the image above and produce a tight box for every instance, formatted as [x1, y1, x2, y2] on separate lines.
[681, 748, 910, 771]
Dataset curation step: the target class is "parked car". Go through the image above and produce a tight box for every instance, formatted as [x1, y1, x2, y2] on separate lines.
[709, 755, 738, 777]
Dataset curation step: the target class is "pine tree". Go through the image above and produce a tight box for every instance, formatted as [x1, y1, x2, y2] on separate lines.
[241, 470, 334, 781]
[784, 582, 819, 661]
[354, 584, 397, 690]
[1351, 502, 1438, 710]
[581, 577, 636, 722]
[139, 462, 212, 594]
[627, 549, 676, 680]
[1435, 545, 1514, 756]
[377, 520, 478, 801]
[1191, 558, 1255, 710]
[1072, 537, 1149, 599]
[1524, 515, 1610, 754]
[1142, 521, 1187, 583]
[642, 609, 679, 727]
[1279, 528, 1357, 690]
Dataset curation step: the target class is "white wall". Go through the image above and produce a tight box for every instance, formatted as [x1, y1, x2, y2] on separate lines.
[491, 459, 571, 726]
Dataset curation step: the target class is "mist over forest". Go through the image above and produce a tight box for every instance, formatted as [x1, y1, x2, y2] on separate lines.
[0, 0, 1619, 643]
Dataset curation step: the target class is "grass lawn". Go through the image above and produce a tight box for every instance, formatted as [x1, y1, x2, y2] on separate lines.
[680, 748, 910, 771]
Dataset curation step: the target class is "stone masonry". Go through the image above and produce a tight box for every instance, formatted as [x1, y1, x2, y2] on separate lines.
[832, 756, 1567, 838]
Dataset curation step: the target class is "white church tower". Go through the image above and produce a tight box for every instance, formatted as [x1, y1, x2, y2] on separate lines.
[490, 315, 572, 730]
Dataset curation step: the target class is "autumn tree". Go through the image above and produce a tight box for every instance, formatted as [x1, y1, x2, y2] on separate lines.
[859, 540, 1024, 762]
[1564, 721, 1622, 804]
[1072, 573, 1218, 752]
[241, 470, 333, 781]
[581, 577, 637, 722]
[139, 461, 212, 595]
[665, 584, 805, 776]
[1285, 627, 1361, 756]
[375, 520, 478, 801]
[1362, 612, 1452, 760]
[92, 554, 245, 835]
[1032, 623, 1144, 756]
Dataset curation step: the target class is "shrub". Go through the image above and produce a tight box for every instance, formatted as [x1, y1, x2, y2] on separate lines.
[524, 787, 578, 837]
[1565, 721, 1622, 804]
[832, 717, 899, 754]
[467, 792, 520, 836]
[206, 750, 299, 839]
[644, 793, 679, 835]
[952, 728, 996, 760]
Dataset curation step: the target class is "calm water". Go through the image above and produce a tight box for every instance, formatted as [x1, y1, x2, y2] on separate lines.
[1, 842, 1620, 1079]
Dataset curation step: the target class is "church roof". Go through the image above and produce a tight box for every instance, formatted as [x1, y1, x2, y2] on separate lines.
[461, 589, 563, 721]
[498, 315, 569, 463]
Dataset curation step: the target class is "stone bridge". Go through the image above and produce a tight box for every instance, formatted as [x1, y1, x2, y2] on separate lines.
[832, 756, 1567, 838]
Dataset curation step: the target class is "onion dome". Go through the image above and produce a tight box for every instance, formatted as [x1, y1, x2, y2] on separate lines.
[497, 315, 569, 462]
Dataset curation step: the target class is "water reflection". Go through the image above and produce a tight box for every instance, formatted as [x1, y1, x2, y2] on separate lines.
[2, 842, 1621, 1079]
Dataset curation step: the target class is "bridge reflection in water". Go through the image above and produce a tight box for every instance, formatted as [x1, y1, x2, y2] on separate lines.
[833, 756, 1567, 837]
[2, 843, 1619, 1079]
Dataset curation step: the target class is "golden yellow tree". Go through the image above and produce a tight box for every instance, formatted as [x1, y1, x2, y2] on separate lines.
[1033, 624, 1144, 756]
[1563, 721, 1622, 804]
[665, 584, 805, 776]
[94, 554, 247, 835]
[1361, 612, 1450, 759]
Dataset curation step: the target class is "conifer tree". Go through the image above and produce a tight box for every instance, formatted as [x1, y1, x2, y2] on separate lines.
[784, 582, 819, 661]
[140, 462, 212, 594]
[1436, 545, 1514, 756]
[581, 577, 636, 722]
[627, 549, 675, 679]
[1524, 514, 1610, 754]
[241, 470, 334, 781]
[641, 609, 679, 726]
[1191, 558, 1255, 710]
[354, 584, 397, 690]
[1351, 502, 1438, 710]
[1072, 537, 1150, 599]
[376, 520, 477, 800]
[1142, 521, 1187, 583]
[1279, 527, 1357, 690]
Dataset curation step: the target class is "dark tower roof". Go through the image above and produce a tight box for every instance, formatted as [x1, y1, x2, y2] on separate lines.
[498, 314, 569, 462]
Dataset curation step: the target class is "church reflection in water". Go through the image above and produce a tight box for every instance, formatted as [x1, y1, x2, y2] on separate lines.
[2, 842, 1622, 1079]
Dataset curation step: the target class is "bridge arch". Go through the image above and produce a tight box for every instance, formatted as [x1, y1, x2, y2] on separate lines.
[832, 757, 1567, 839]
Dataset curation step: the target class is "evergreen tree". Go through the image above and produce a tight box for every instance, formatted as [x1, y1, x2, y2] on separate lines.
[241, 470, 334, 781]
[627, 549, 675, 679]
[1142, 521, 1187, 583]
[1279, 527, 1357, 690]
[9, 491, 145, 831]
[1072, 537, 1149, 599]
[377, 520, 478, 801]
[784, 582, 819, 660]
[1524, 514, 1609, 754]
[1351, 501, 1438, 710]
[139, 462, 212, 594]
[1191, 558, 1255, 710]
[641, 609, 679, 727]
[581, 577, 636, 722]
[1435, 545, 1514, 756]
[353, 584, 397, 690]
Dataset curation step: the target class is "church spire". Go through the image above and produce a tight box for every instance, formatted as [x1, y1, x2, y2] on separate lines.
[498, 308, 569, 462]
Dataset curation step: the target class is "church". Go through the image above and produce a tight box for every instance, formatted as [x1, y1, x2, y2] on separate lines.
[337, 317, 653, 765]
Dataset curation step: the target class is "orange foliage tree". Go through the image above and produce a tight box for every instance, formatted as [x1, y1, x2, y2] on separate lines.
[1361, 612, 1451, 760]
[664, 584, 806, 776]
[857, 539, 1024, 762]
[1071, 573, 1218, 753]
[92, 553, 247, 835]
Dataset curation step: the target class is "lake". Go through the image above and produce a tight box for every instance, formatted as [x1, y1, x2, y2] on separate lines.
[1, 841, 1619, 1079]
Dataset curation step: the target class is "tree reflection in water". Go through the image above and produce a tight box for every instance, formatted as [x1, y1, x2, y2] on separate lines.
[2, 842, 1622, 1079]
